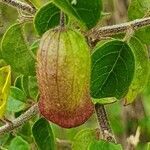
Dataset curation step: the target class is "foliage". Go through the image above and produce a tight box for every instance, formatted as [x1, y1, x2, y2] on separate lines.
[88, 140, 122, 150]
[72, 128, 99, 150]
[91, 40, 135, 100]
[0, 66, 11, 118]
[34, 2, 60, 35]
[32, 118, 56, 150]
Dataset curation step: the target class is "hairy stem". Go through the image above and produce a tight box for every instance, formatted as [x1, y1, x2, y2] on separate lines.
[0, 104, 39, 135]
[95, 103, 116, 143]
[88, 17, 150, 42]
[60, 11, 65, 27]
[1, 0, 150, 42]
[1, 0, 36, 14]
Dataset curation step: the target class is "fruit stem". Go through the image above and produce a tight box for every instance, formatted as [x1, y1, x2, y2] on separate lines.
[95, 103, 116, 143]
[60, 11, 65, 27]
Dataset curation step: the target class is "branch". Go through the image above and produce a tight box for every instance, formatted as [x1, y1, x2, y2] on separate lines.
[0, 104, 39, 135]
[60, 11, 65, 27]
[1, 0, 36, 14]
[1, 0, 150, 41]
[88, 17, 150, 42]
[95, 104, 116, 143]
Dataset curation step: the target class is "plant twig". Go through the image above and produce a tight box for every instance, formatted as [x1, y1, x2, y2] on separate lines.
[88, 17, 150, 42]
[0, 104, 39, 135]
[1, 0, 36, 14]
[1, 0, 150, 41]
[95, 103, 116, 143]
[60, 11, 65, 27]
[24, 0, 36, 10]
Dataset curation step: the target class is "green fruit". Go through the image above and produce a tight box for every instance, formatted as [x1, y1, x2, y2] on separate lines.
[37, 27, 94, 128]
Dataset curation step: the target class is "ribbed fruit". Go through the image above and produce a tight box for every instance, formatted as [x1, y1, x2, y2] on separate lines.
[36, 27, 94, 128]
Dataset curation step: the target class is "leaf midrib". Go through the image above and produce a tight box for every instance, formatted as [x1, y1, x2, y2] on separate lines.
[95, 44, 125, 96]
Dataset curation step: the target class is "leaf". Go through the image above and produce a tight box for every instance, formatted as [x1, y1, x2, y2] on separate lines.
[0, 59, 7, 68]
[14, 76, 22, 89]
[14, 75, 38, 100]
[0, 134, 10, 146]
[128, 0, 150, 44]
[14, 75, 29, 97]
[135, 27, 150, 45]
[1, 23, 36, 76]
[34, 2, 60, 35]
[21, 76, 29, 97]
[128, 0, 150, 20]
[147, 143, 150, 150]
[7, 99, 25, 113]
[17, 122, 32, 142]
[90, 40, 135, 100]
[28, 76, 38, 100]
[8, 86, 27, 103]
[52, 0, 102, 29]
[125, 37, 149, 105]
[88, 140, 123, 150]
[92, 97, 117, 105]
[2, 134, 15, 147]
[32, 118, 56, 150]
[0, 66, 11, 118]
[30, 39, 40, 55]
[8, 136, 30, 150]
[28, 0, 43, 8]
[7, 86, 26, 112]
[72, 128, 99, 150]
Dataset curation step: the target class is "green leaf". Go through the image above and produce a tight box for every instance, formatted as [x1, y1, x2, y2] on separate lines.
[0, 59, 7, 68]
[2, 134, 15, 148]
[28, 76, 38, 100]
[7, 98, 26, 113]
[9, 86, 27, 102]
[14, 75, 29, 97]
[147, 143, 150, 150]
[90, 40, 135, 100]
[17, 122, 32, 142]
[92, 97, 117, 105]
[7, 86, 26, 112]
[125, 37, 149, 105]
[52, 0, 102, 29]
[32, 118, 56, 150]
[34, 2, 60, 35]
[14, 75, 38, 100]
[14, 76, 22, 89]
[0, 134, 9, 146]
[28, 0, 43, 8]
[128, 0, 150, 20]
[20, 123, 32, 137]
[30, 40, 40, 55]
[14, 75, 29, 98]
[72, 128, 99, 150]
[128, 0, 150, 44]
[135, 27, 150, 45]
[88, 140, 122, 150]
[1, 23, 36, 76]
[8, 136, 30, 150]
[0, 66, 11, 118]
[21, 76, 29, 98]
